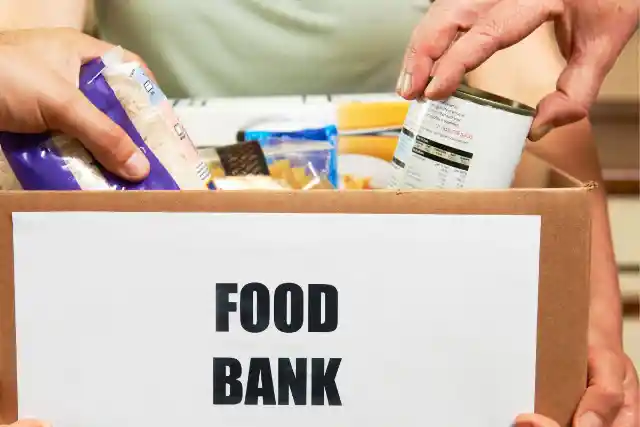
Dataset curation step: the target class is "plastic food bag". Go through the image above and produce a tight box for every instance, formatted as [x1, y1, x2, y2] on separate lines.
[0, 47, 214, 191]
[261, 138, 336, 190]
[238, 120, 339, 188]
[200, 141, 271, 178]
[198, 140, 291, 190]
[213, 175, 292, 191]
[198, 139, 334, 190]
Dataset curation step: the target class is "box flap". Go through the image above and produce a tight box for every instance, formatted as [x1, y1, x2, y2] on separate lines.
[0, 189, 591, 426]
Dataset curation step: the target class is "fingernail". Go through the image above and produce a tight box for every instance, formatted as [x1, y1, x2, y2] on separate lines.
[396, 71, 413, 97]
[424, 77, 440, 99]
[396, 72, 404, 94]
[528, 124, 554, 141]
[577, 412, 603, 427]
[402, 72, 413, 97]
[122, 149, 149, 179]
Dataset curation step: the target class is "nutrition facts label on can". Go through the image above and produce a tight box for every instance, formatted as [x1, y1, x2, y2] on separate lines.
[410, 129, 472, 188]
[387, 93, 533, 190]
[388, 100, 475, 189]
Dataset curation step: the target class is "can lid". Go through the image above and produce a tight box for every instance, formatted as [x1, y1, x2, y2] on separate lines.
[454, 83, 536, 117]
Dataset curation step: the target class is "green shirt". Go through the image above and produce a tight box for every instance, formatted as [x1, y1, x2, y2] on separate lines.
[95, 0, 427, 98]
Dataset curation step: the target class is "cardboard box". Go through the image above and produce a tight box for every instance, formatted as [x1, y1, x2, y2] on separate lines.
[0, 153, 591, 426]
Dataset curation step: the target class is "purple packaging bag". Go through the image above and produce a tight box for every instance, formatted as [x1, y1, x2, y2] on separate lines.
[0, 55, 213, 191]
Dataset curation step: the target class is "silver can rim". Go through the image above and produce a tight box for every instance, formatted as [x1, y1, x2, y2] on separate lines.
[422, 78, 536, 117]
[455, 84, 536, 117]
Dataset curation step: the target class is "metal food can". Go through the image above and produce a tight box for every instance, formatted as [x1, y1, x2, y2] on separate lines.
[387, 84, 535, 189]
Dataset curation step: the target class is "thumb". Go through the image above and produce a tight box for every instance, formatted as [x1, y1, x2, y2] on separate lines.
[42, 78, 150, 181]
[528, 53, 607, 141]
[5, 420, 52, 427]
[515, 413, 561, 427]
[573, 349, 625, 427]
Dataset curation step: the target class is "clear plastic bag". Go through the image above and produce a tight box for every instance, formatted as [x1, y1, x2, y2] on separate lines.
[198, 139, 335, 190]
[260, 138, 336, 190]
[238, 119, 339, 188]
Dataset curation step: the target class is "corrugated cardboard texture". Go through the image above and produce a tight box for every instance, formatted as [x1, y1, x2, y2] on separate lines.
[0, 188, 591, 426]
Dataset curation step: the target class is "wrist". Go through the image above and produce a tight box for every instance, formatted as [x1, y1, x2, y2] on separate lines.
[588, 301, 623, 350]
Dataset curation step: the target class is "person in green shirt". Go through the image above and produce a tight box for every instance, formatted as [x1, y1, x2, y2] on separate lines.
[0, 2, 636, 427]
[94, 0, 427, 98]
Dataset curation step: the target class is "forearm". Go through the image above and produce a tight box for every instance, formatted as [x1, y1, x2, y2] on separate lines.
[0, 0, 87, 30]
[587, 189, 622, 349]
[466, 24, 623, 349]
[526, 121, 622, 349]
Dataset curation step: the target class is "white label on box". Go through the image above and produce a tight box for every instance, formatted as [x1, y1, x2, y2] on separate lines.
[12, 212, 541, 427]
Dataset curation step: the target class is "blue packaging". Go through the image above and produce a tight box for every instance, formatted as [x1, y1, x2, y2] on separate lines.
[238, 121, 339, 188]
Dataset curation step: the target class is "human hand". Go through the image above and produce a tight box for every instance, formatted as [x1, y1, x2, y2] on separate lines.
[0, 28, 151, 181]
[515, 347, 638, 427]
[397, 0, 639, 141]
[0, 419, 50, 427]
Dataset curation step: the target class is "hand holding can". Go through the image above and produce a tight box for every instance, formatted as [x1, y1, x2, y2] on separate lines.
[397, 0, 638, 141]
[388, 83, 534, 190]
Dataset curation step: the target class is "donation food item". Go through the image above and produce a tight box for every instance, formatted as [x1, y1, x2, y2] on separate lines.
[200, 138, 335, 190]
[260, 138, 335, 190]
[213, 175, 292, 191]
[198, 141, 292, 190]
[203, 141, 271, 178]
[0, 47, 214, 191]
[238, 118, 339, 188]
[387, 83, 535, 189]
[342, 174, 373, 190]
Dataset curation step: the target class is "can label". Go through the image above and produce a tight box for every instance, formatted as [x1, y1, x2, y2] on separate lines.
[387, 96, 534, 189]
